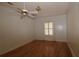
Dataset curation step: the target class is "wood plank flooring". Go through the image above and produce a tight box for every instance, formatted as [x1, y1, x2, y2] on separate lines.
[1, 40, 72, 57]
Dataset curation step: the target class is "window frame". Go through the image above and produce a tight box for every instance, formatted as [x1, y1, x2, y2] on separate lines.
[44, 22, 54, 36]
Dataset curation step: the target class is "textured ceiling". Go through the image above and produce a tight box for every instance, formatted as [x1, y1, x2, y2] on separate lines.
[0, 2, 70, 17]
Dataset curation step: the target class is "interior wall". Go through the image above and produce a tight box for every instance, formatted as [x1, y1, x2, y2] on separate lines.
[67, 3, 79, 56]
[0, 3, 68, 55]
[0, 5, 34, 55]
[34, 15, 67, 42]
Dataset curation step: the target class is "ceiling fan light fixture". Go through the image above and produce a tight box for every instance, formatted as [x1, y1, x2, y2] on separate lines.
[22, 9, 28, 12]
[23, 12, 26, 15]
[7, 2, 41, 19]
[22, 9, 28, 15]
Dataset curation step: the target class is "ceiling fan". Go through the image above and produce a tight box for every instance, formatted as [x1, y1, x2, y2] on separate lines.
[7, 2, 41, 19]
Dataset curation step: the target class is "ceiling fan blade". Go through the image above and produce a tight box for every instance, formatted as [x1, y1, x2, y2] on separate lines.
[8, 2, 14, 5]
[17, 8, 23, 12]
[28, 11, 38, 16]
[7, 2, 29, 16]
[36, 6, 41, 12]
[27, 13, 35, 18]
[7, 2, 23, 12]
[29, 11, 38, 14]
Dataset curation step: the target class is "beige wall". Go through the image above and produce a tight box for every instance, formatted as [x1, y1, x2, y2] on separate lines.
[0, 5, 67, 55]
[67, 3, 79, 56]
[0, 6, 34, 55]
[34, 15, 67, 42]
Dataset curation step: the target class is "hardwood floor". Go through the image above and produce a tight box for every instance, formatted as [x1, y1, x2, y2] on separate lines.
[1, 40, 72, 57]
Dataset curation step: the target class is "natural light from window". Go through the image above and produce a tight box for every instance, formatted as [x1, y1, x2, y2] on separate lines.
[44, 22, 53, 35]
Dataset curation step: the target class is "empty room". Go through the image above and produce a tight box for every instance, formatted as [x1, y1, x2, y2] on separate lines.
[0, 2, 79, 57]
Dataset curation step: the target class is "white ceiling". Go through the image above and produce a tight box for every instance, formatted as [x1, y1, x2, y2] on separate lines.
[0, 2, 70, 17]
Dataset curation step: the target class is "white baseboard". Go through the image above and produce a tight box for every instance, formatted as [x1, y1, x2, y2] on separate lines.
[67, 42, 76, 57]
[0, 39, 34, 55]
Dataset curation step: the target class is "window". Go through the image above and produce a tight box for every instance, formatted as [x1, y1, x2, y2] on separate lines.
[44, 22, 54, 35]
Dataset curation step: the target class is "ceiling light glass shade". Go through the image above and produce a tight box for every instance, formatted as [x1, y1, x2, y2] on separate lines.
[23, 12, 26, 15]
[22, 9, 28, 12]
[22, 9, 28, 15]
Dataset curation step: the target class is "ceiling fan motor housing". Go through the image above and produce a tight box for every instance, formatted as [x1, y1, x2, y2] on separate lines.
[22, 9, 28, 15]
